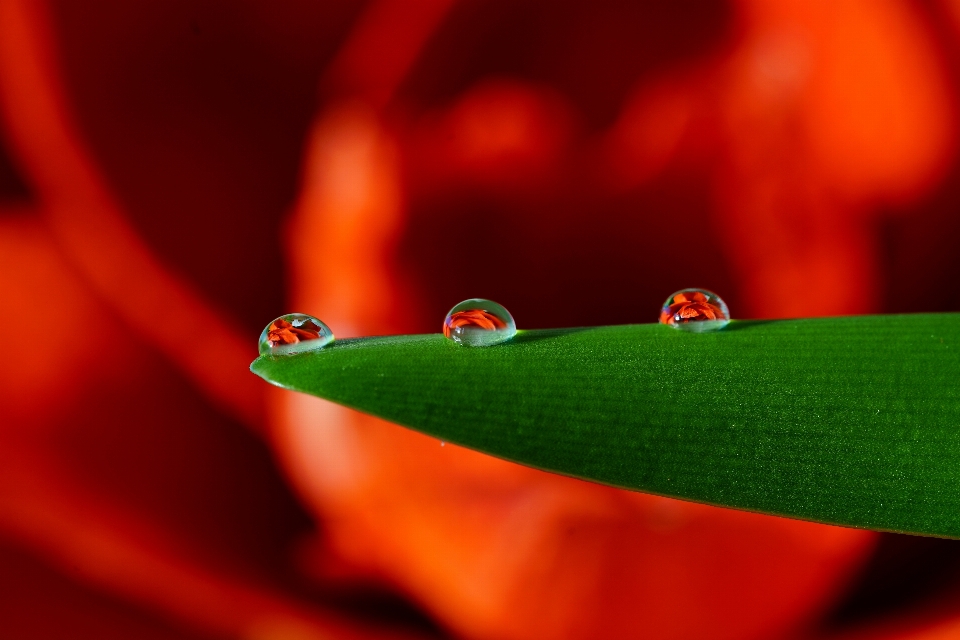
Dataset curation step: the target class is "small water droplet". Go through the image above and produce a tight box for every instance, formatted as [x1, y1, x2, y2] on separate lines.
[659, 289, 730, 332]
[259, 313, 334, 355]
[443, 298, 516, 346]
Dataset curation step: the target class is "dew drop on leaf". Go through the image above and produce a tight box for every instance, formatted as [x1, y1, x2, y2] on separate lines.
[259, 313, 334, 355]
[443, 298, 517, 346]
[659, 289, 730, 332]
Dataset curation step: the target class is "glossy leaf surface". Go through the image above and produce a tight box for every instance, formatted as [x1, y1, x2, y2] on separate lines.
[251, 314, 960, 538]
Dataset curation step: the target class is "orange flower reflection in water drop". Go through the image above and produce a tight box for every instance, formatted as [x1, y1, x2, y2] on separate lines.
[442, 309, 508, 337]
[659, 290, 726, 326]
[265, 318, 325, 347]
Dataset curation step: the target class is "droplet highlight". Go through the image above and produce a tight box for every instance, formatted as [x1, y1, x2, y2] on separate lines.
[659, 289, 730, 332]
[443, 298, 516, 346]
[259, 313, 334, 355]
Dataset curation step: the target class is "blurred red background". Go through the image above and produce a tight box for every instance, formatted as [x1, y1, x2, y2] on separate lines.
[4, 1, 960, 638]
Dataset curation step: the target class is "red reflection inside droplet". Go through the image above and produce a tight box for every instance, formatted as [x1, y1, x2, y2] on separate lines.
[442, 309, 508, 337]
[659, 291, 727, 326]
[266, 318, 324, 347]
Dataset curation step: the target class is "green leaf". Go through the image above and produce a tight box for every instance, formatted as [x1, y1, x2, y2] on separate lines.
[251, 314, 960, 538]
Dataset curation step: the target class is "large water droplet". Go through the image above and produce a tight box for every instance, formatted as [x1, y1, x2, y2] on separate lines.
[443, 298, 516, 346]
[659, 289, 730, 332]
[259, 313, 334, 355]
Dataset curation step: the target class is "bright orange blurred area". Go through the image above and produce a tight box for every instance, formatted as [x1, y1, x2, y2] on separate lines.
[4, 1, 960, 638]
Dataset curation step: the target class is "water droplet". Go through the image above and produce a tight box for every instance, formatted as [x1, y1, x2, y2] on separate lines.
[443, 298, 516, 346]
[659, 289, 730, 332]
[259, 313, 334, 355]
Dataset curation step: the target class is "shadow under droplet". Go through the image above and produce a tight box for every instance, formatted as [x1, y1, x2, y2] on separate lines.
[509, 327, 593, 344]
[721, 320, 779, 332]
